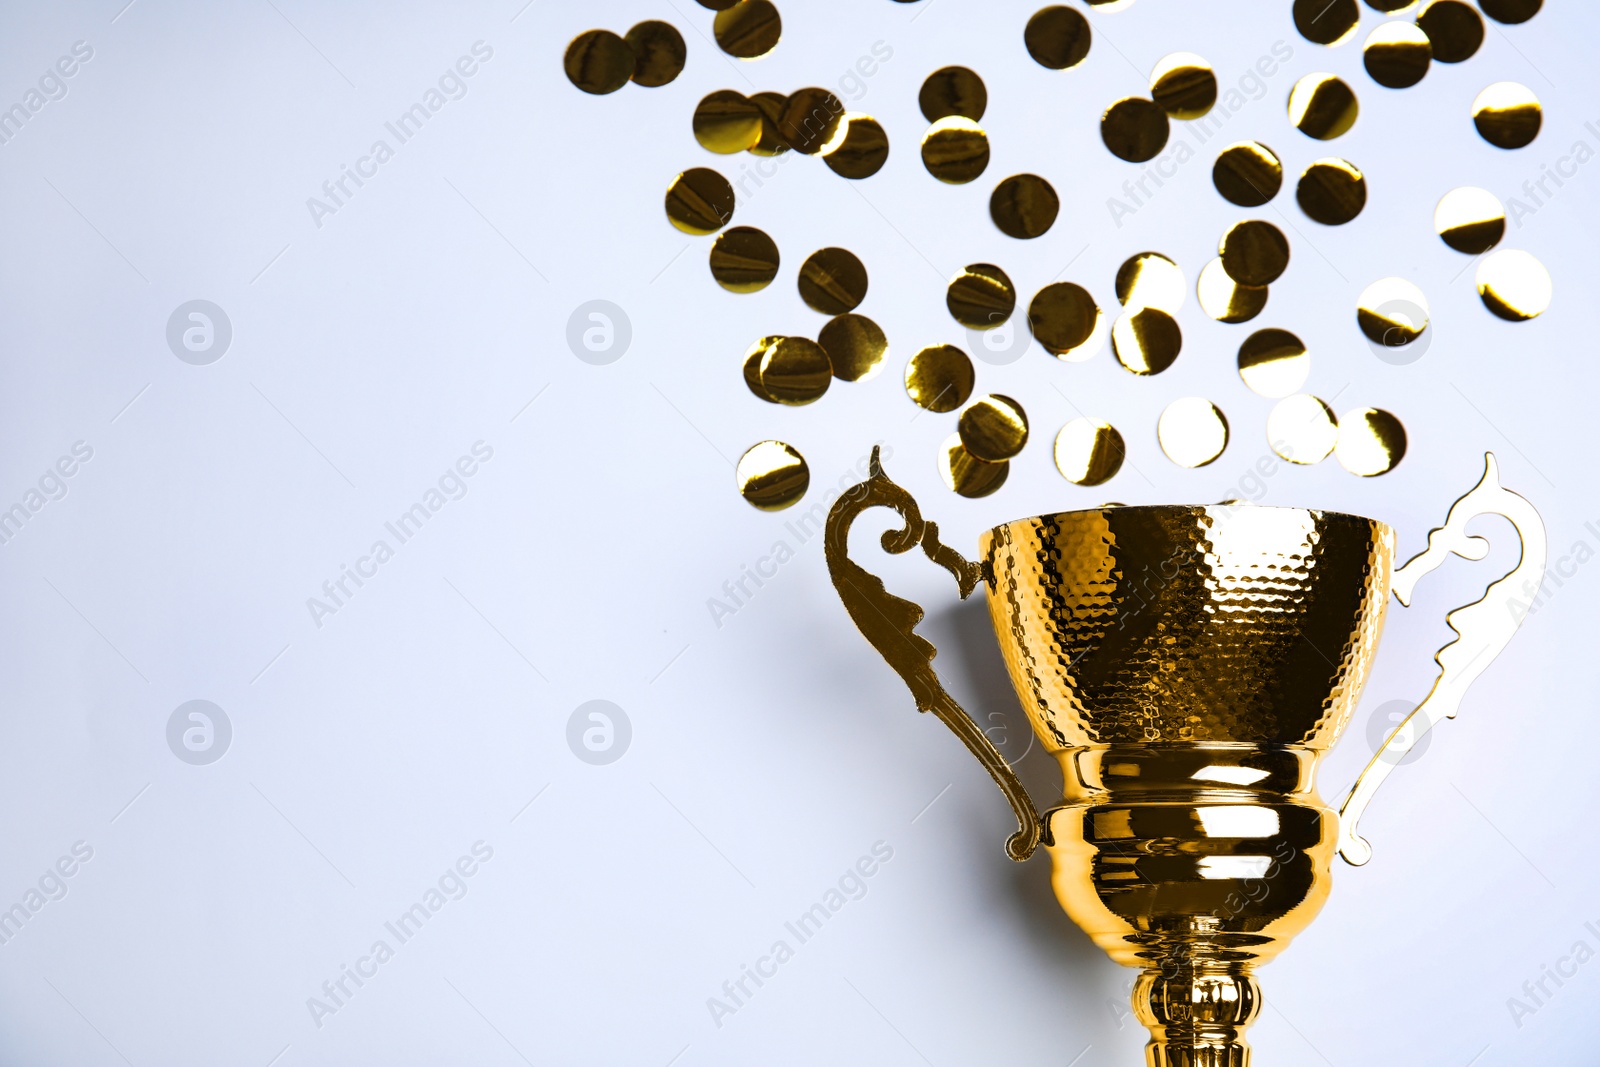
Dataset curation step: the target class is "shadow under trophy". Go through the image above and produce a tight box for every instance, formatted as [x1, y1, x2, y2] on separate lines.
[824, 448, 1545, 1066]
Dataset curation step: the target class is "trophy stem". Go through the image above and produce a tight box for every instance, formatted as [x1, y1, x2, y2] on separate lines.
[1133, 965, 1261, 1067]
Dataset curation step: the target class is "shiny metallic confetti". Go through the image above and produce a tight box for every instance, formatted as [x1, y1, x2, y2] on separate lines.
[1356, 278, 1430, 346]
[818, 314, 888, 382]
[1237, 329, 1311, 398]
[919, 66, 987, 122]
[564, 30, 635, 95]
[905, 345, 975, 412]
[822, 114, 889, 179]
[1213, 141, 1283, 207]
[1028, 282, 1101, 357]
[1434, 186, 1505, 254]
[1293, 0, 1360, 45]
[714, 0, 781, 60]
[697, 0, 738, 9]
[664, 168, 735, 235]
[1054, 419, 1125, 485]
[1335, 408, 1406, 476]
[759, 336, 831, 404]
[1289, 73, 1360, 139]
[1220, 220, 1290, 286]
[749, 91, 791, 156]
[1476, 249, 1552, 320]
[1197, 257, 1268, 323]
[1024, 5, 1092, 69]
[709, 226, 779, 292]
[798, 247, 867, 314]
[693, 90, 763, 153]
[959, 395, 1029, 461]
[938, 434, 1009, 497]
[1297, 158, 1367, 225]
[947, 264, 1016, 330]
[1115, 252, 1184, 314]
[1268, 395, 1339, 464]
[743, 336, 782, 403]
[1473, 82, 1541, 149]
[1478, 0, 1540, 23]
[625, 21, 686, 87]
[1158, 397, 1229, 468]
[921, 117, 990, 184]
[737, 440, 809, 510]
[1363, 21, 1432, 88]
[779, 88, 845, 154]
[990, 173, 1059, 238]
[1101, 97, 1170, 162]
[1150, 53, 1217, 119]
[1111, 308, 1182, 375]
[1364, 0, 1417, 11]
[1416, 1, 1484, 62]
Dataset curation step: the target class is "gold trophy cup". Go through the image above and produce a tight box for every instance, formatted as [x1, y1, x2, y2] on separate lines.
[825, 449, 1545, 1066]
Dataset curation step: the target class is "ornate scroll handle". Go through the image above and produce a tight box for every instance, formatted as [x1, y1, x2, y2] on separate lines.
[1337, 453, 1547, 866]
[824, 447, 1043, 861]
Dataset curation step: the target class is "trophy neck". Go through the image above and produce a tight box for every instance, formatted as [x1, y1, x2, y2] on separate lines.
[1057, 743, 1324, 806]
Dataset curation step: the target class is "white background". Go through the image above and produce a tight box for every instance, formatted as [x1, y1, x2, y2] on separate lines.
[1, 0, 1596, 1064]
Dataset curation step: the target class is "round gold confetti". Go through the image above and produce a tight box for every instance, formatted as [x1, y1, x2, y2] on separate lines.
[1289, 73, 1360, 139]
[1476, 250, 1551, 321]
[737, 440, 809, 510]
[1268, 395, 1339, 465]
[1213, 142, 1283, 207]
[822, 113, 889, 179]
[1101, 97, 1170, 162]
[709, 226, 779, 292]
[798, 247, 867, 314]
[919, 66, 987, 122]
[1473, 82, 1541, 149]
[625, 21, 686, 87]
[1478, 0, 1540, 24]
[697, 0, 738, 9]
[714, 0, 781, 60]
[779, 88, 845, 155]
[905, 345, 974, 412]
[819, 314, 888, 382]
[693, 90, 762, 154]
[1297, 158, 1366, 225]
[1084, 0, 1135, 10]
[749, 92, 791, 156]
[938, 434, 1009, 498]
[990, 173, 1059, 239]
[1365, 0, 1417, 10]
[664, 168, 735, 235]
[1115, 252, 1184, 314]
[743, 335, 781, 403]
[1158, 398, 1229, 468]
[959, 395, 1029, 461]
[1025, 6, 1092, 69]
[1293, 0, 1360, 45]
[1363, 21, 1431, 89]
[1112, 308, 1182, 375]
[1028, 283, 1101, 357]
[1237, 329, 1310, 398]
[759, 337, 831, 404]
[947, 264, 1016, 330]
[1417, 1, 1483, 62]
[1197, 257, 1268, 324]
[1336, 409, 1406, 476]
[1054, 419, 1124, 485]
[1150, 53, 1217, 120]
[1357, 278, 1430, 346]
[1220, 220, 1290, 286]
[921, 117, 990, 184]
[1434, 187, 1505, 254]
[564, 30, 635, 96]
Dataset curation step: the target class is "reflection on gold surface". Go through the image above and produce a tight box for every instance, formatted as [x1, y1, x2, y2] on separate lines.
[959, 395, 1029, 461]
[947, 264, 1016, 330]
[749, 91, 791, 156]
[709, 226, 779, 292]
[990, 173, 1060, 238]
[1473, 81, 1541, 149]
[625, 21, 686, 87]
[564, 30, 635, 95]
[1293, 0, 1360, 45]
[1476, 249, 1552, 320]
[1028, 282, 1101, 357]
[818, 314, 888, 382]
[919, 66, 987, 122]
[1150, 52, 1217, 119]
[1336, 408, 1406, 475]
[1289, 72, 1359, 139]
[1479, 0, 1541, 23]
[1363, 21, 1432, 88]
[1365, 0, 1417, 11]
[1025, 5, 1092, 69]
[1297, 158, 1366, 225]
[1101, 97, 1170, 162]
[1197, 257, 1268, 323]
[713, 0, 781, 59]
[1356, 278, 1429, 345]
[742, 336, 781, 403]
[1434, 186, 1504, 254]
[664, 168, 734, 235]
[1212, 141, 1282, 207]
[1417, 0, 1484, 62]
[1268, 394, 1339, 464]
[693, 90, 762, 153]
[921, 117, 990, 184]
[759, 337, 831, 404]
[1238, 329, 1310, 398]
[1158, 397, 1229, 467]
[1115, 252, 1184, 314]
[905, 345, 974, 412]
[938, 434, 1009, 497]
[779, 88, 845, 154]
[1053, 419, 1124, 484]
[1112, 308, 1182, 375]
[737, 440, 808, 509]
[798, 247, 867, 314]
[696, 0, 737, 8]
[1220, 220, 1290, 286]
[822, 113, 889, 179]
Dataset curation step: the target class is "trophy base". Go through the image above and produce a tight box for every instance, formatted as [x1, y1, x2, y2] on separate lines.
[1136, 967, 1260, 1067]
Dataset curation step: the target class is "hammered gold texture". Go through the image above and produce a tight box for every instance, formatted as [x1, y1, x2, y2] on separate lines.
[980, 506, 1395, 749]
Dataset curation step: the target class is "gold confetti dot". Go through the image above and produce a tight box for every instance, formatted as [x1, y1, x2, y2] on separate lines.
[947, 264, 1016, 330]
[1150, 53, 1217, 119]
[1028, 282, 1102, 357]
[1357, 278, 1430, 346]
[743, 336, 781, 403]
[564, 30, 635, 96]
[1417, 1, 1484, 62]
[779, 88, 845, 155]
[1220, 220, 1290, 286]
[798, 247, 867, 314]
[1197, 257, 1269, 323]
[1476, 249, 1552, 321]
[905, 345, 975, 412]
[709, 226, 779, 292]
[697, 0, 738, 9]
[1112, 308, 1182, 375]
[818, 314, 888, 382]
[737, 440, 809, 510]
[990, 173, 1059, 239]
[919, 66, 987, 122]
[1025, 5, 1092, 69]
[1434, 187, 1505, 254]
[938, 434, 1009, 498]
[1158, 398, 1229, 468]
[1084, 0, 1135, 10]
[1213, 141, 1283, 207]
[1363, 21, 1432, 89]
[693, 90, 762, 154]
[1478, 0, 1540, 24]
[714, 0, 781, 60]
[1289, 73, 1360, 139]
[1101, 97, 1170, 162]
[920, 117, 990, 184]
[1473, 82, 1541, 149]
[1297, 158, 1366, 225]
[1293, 0, 1360, 45]
[665, 168, 735, 235]
[749, 92, 791, 156]
[959, 395, 1029, 461]
[1237, 329, 1310, 398]
[1054, 419, 1125, 485]
[625, 21, 686, 87]
[1336, 408, 1406, 476]
[1115, 252, 1184, 314]
[1364, 0, 1417, 11]
[760, 337, 831, 404]
[1268, 395, 1339, 464]
[822, 113, 889, 179]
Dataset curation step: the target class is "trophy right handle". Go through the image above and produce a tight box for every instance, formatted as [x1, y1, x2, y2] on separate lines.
[1337, 453, 1547, 866]
[823, 447, 1043, 861]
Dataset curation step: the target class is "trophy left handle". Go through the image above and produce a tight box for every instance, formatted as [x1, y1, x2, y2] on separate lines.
[823, 447, 1043, 861]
